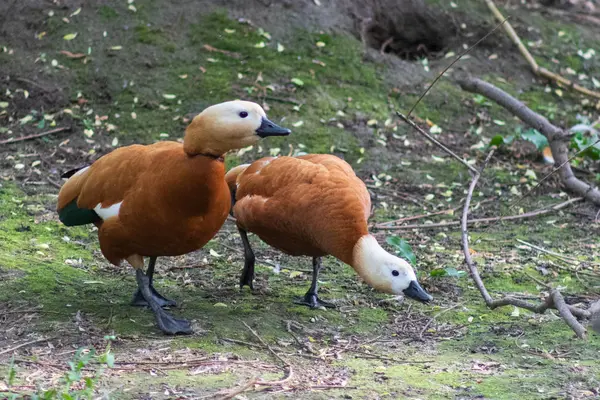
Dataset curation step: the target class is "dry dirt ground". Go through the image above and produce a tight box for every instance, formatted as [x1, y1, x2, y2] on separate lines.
[1, 0, 600, 398]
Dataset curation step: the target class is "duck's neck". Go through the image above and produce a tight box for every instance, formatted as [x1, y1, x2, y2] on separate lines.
[350, 235, 409, 292]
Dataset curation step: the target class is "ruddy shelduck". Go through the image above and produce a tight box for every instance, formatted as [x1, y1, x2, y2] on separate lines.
[225, 154, 432, 308]
[57, 101, 291, 334]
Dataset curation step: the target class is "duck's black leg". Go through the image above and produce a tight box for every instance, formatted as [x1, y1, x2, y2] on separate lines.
[238, 228, 256, 290]
[135, 269, 192, 335]
[131, 257, 177, 308]
[294, 257, 335, 309]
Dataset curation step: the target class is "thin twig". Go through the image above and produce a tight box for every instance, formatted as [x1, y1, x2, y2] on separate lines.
[0, 127, 70, 145]
[374, 197, 583, 230]
[457, 76, 600, 206]
[460, 151, 590, 338]
[242, 321, 289, 367]
[516, 239, 595, 266]
[462, 150, 496, 305]
[0, 336, 57, 356]
[406, 17, 509, 117]
[214, 379, 258, 400]
[484, 0, 600, 100]
[396, 111, 478, 174]
[15, 77, 52, 92]
[419, 303, 463, 340]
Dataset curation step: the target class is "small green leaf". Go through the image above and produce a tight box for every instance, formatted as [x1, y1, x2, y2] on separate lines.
[430, 267, 466, 278]
[291, 78, 304, 86]
[429, 268, 447, 277]
[489, 135, 505, 147]
[63, 33, 78, 41]
[442, 267, 466, 277]
[386, 236, 416, 266]
[105, 352, 115, 368]
[520, 129, 549, 150]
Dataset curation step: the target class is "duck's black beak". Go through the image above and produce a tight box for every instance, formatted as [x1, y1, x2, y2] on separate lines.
[256, 117, 291, 137]
[403, 280, 433, 303]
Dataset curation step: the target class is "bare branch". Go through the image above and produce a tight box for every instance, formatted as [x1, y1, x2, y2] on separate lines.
[551, 290, 587, 339]
[456, 76, 600, 206]
[373, 197, 582, 230]
[406, 17, 509, 117]
[396, 111, 478, 174]
[484, 0, 600, 100]
[0, 127, 71, 145]
[460, 150, 591, 338]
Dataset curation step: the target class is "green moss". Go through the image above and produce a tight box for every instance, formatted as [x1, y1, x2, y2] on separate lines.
[98, 5, 119, 20]
[134, 24, 177, 52]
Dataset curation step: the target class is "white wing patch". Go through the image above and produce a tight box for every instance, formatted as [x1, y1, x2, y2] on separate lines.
[94, 201, 122, 220]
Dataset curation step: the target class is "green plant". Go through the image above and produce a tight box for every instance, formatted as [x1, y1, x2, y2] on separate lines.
[429, 267, 466, 278]
[386, 236, 416, 266]
[1, 336, 115, 400]
[489, 126, 548, 150]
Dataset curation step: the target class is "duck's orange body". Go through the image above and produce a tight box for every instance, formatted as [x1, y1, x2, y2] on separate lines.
[227, 154, 370, 264]
[57, 142, 230, 265]
[227, 154, 432, 307]
[56, 100, 291, 334]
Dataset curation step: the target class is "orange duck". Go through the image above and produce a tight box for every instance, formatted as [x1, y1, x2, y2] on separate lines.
[57, 101, 290, 334]
[225, 154, 432, 308]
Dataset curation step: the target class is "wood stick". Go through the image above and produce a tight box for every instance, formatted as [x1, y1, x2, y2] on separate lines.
[242, 321, 289, 367]
[484, 0, 600, 100]
[406, 16, 508, 117]
[373, 197, 582, 230]
[551, 290, 587, 339]
[459, 151, 591, 338]
[0, 127, 70, 145]
[457, 76, 600, 206]
[0, 337, 56, 356]
[396, 111, 478, 174]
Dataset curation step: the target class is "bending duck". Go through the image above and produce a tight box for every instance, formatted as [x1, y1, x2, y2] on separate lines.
[225, 154, 432, 308]
[57, 101, 290, 334]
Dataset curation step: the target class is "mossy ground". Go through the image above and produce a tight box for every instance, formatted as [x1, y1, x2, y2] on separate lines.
[1, 0, 600, 398]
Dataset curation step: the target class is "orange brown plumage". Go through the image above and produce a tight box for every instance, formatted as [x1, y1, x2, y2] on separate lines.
[227, 154, 432, 307]
[56, 100, 291, 334]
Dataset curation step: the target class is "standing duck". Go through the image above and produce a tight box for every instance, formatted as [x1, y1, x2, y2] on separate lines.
[57, 101, 291, 334]
[225, 154, 432, 308]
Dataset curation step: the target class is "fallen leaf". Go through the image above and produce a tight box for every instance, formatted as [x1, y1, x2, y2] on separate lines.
[63, 33, 78, 41]
[291, 78, 304, 86]
[60, 50, 86, 59]
[430, 125, 442, 134]
[162, 94, 176, 100]
[277, 43, 285, 52]
[289, 270, 303, 278]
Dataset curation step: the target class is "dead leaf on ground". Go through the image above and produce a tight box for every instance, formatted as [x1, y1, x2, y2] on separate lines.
[60, 50, 86, 59]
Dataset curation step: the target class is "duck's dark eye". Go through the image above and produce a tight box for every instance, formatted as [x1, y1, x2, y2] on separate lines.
[392, 270, 400, 277]
[239, 111, 249, 118]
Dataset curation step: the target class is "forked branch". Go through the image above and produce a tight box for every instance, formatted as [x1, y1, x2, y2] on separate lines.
[461, 150, 589, 339]
[457, 76, 600, 206]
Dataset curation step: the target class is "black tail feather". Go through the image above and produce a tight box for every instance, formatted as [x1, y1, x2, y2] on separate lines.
[61, 165, 90, 179]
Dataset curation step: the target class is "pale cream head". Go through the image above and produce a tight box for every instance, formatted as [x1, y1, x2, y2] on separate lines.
[183, 100, 290, 157]
[352, 235, 432, 302]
